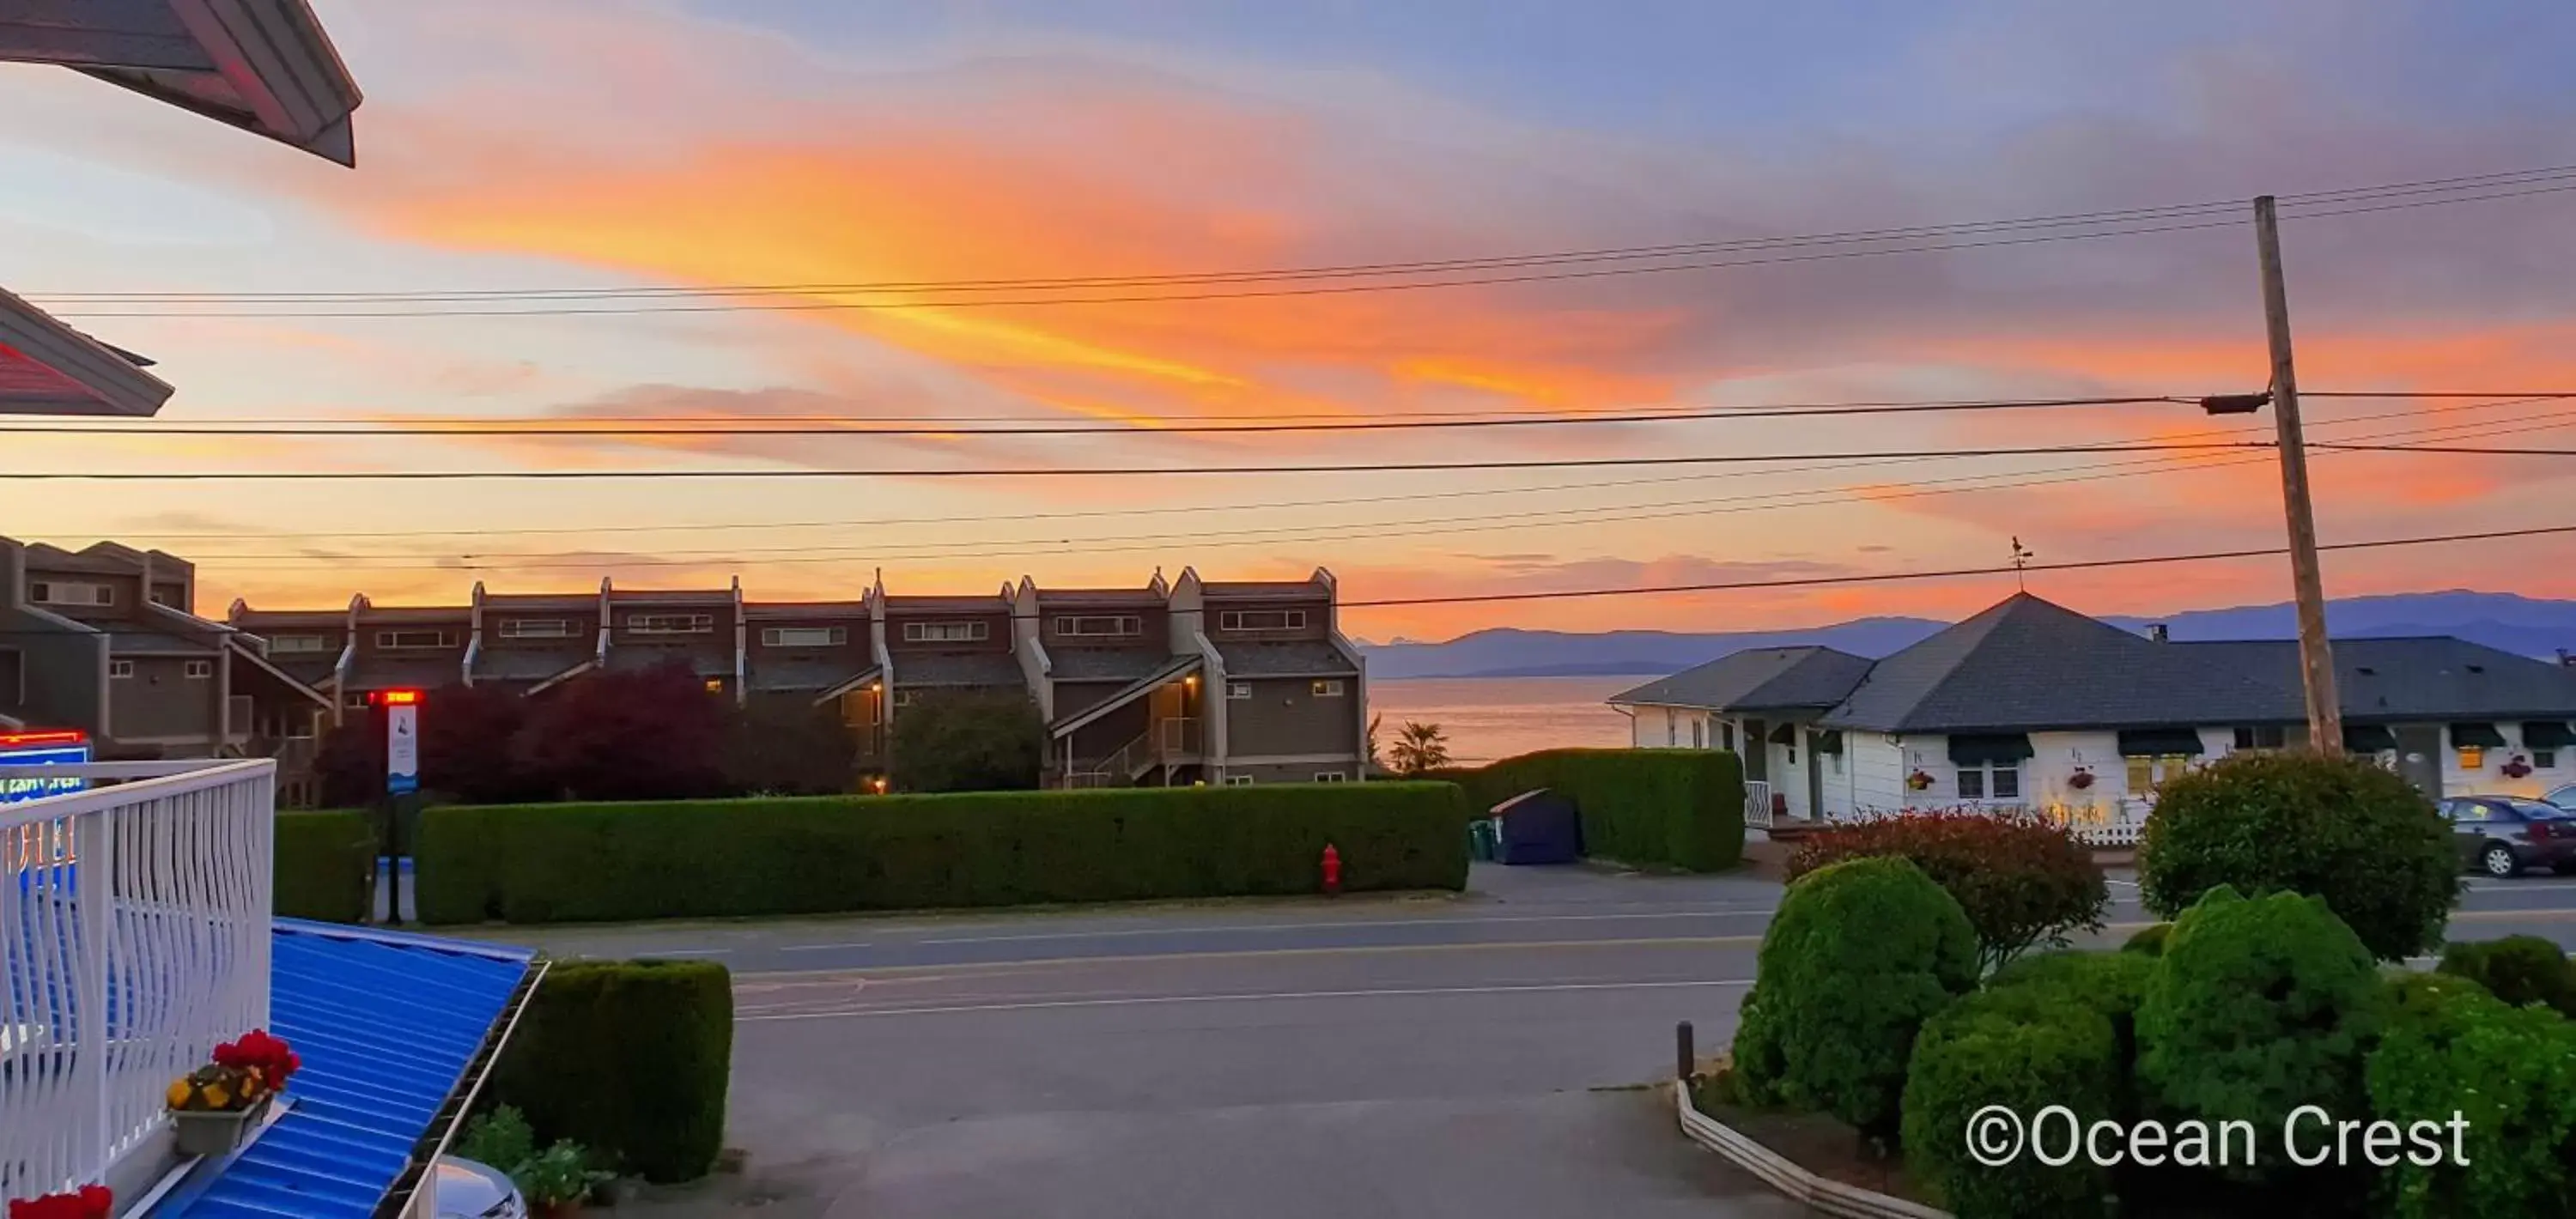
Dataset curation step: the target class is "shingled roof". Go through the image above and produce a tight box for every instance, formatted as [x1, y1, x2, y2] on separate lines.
[2179, 637, 2576, 722]
[1608, 646, 1874, 713]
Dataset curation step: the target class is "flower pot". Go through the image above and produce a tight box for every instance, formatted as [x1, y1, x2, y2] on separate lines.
[171, 1094, 271, 1158]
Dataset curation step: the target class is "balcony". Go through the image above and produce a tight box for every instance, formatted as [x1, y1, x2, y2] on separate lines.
[1057, 716, 1204, 789]
[0, 759, 276, 1200]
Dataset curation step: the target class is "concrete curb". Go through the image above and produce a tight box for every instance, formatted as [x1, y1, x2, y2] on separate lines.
[1671, 1083, 1953, 1219]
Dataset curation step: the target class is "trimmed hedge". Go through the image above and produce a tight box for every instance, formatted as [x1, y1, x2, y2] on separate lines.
[486, 960, 732, 1184]
[2436, 936, 2576, 1018]
[1904, 978, 2124, 1217]
[2366, 968, 2576, 1218]
[274, 810, 375, 923]
[1786, 810, 2106, 973]
[417, 781, 1470, 925]
[1733, 856, 1978, 1137]
[1441, 749, 1743, 871]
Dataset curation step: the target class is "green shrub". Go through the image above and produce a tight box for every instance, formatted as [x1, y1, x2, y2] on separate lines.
[2122, 922, 2172, 956]
[453, 1105, 538, 1174]
[2366, 971, 2576, 1219]
[2437, 936, 2576, 1018]
[486, 961, 732, 1184]
[2138, 751, 2458, 960]
[274, 810, 374, 923]
[416, 783, 1471, 925]
[1786, 810, 2106, 973]
[2135, 886, 2384, 1192]
[1444, 749, 1742, 871]
[888, 692, 1045, 792]
[1904, 981, 2124, 1217]
[1733, 856, 1978, 1137]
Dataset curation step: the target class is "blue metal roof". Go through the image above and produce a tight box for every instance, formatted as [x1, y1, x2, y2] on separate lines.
[164, 920, 535, 1219]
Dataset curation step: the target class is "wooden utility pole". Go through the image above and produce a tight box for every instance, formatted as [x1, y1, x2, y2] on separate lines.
[2253, 196, 2343, 755]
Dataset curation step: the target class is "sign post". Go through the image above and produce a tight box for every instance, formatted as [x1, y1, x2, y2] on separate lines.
[380, 689, 422, 924]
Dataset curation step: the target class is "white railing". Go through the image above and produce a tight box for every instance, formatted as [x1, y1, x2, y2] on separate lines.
[0, 760, 275, 1199]
[1743, 780, 1773, 829]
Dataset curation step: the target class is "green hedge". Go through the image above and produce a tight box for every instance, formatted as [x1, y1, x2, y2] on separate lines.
[2437, 936, 2576, 1018]
[1441, 749, 1744, 871]
[486, 961, 732, 1183]
[1904, 976, 2126, 1217]
[417, 781, 1470, 925]
[274, 810, 375, 923]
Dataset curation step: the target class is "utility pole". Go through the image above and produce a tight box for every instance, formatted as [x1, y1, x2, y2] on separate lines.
[2252, 196, 2343, 756]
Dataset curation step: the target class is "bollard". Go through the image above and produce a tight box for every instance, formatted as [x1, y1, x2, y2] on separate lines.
[1675, 1020, 1695, 1081]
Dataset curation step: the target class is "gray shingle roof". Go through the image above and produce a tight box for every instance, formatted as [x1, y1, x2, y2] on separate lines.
[612, 589, 732, 605]
[1217, 640, 1358, 677]
[743, 601, 867, 622]
[1039, 587, 1163, 608]
[1820, 593, 2298, 733]
[606, 646, 732, 678]
[345, 658, 465, 691]
[473, 649, 592, 683]
[2178, 637, 2576, 721]
[1049, 647, 1176, 682]
[108, 631, 216, 655]
[887, 596, 1008, 614]
[895, 652, 1027, 688]
[1609, 646, 1873, 712]
[1049, 653, 1200, 735]
[481, 592, 596, 611]
[272, 657, 341, 687]
[747, 657, 874, 694]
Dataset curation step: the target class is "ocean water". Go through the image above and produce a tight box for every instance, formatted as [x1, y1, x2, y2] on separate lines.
[1365, 675, 1641, 766]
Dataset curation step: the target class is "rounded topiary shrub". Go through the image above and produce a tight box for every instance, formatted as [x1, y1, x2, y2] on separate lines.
[1732, 856, 1978, 1137]
[2367, 969, 2576, 1219]
[2436, 936, 2576, 1018]
[1786, 810, 2108, 973]
[2136, 886, 2385, 1195]
[1904, 981, 2123, 1218]
[2138, 750, 2458, 961]
[2122, 922, 2171, 956]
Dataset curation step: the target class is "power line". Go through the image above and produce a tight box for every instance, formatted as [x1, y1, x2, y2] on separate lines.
[43, 174, 2576, 320]
[35, 163, 2576, 306]
[0, 394, 2200, 439]
[1338, 522, 2576, 609]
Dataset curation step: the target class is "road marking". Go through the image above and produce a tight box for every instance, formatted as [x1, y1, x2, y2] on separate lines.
[903, 909, 1772, 947]
[741, 977, 1756, 1022]
[738, 932, 1766, 981]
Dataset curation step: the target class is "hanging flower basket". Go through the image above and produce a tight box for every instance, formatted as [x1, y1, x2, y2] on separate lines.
[167, 1030, 301, 1157]
[2068, 767, 2096, 791]
[7, 1186, 112, 1219]
[1905, 769, 1935, 791]
[2502, 755, 2535, 779]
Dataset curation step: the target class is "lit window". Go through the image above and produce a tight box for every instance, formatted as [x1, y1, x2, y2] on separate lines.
[762, 626, 847, 647]
[2460, 746, 2487, 770]
[110, 659, 135, 679]
[376, 629, 457, 650]
[703, 678, 725, 694]
[1218, 610, 1306, 633]
[1312, 679, 1346, 697]
[1313, 772, 1347, 783]
[184, 660, 214, 680]
[499, 618, 575, 639]
[1054, 616, 1140, 638]
[1228, 682, 1252, 700]
[628, 613, 713, 635]
[902, 621, 988, 643]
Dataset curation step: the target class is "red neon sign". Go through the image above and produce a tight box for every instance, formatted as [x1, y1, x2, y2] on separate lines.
[377, 689, 422, 707]
[0, 729, 87, 749]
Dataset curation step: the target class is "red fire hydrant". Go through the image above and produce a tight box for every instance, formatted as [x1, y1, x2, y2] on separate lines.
[1320, 843, 1343, 897]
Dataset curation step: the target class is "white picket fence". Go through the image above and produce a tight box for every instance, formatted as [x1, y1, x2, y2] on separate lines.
[1819, 799, 2151, 846]
[0, 760, 276, 1199]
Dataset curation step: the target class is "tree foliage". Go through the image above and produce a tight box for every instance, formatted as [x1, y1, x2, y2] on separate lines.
[1388, 721, 1451, 776]
[888, 692, 1045, 793]
[420, 682, 547, 804]
[513, 661, 727, 802]
[1787, 810, 2107, 973]
[2139, 750, 2458, 961]
[720, 696, 859, 796]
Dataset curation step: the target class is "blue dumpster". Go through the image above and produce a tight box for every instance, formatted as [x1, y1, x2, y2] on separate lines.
[1492, 789, 1583, 865]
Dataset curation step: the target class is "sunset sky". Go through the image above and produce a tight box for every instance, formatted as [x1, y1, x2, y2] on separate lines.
[3, 1, 2573, 642]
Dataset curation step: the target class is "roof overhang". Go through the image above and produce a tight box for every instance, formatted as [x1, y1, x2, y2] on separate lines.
[0, 288, 174, 416]
[811, 666, 884, 706]
[1, 0, 364, 165]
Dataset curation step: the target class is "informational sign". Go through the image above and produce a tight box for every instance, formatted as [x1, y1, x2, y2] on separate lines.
[0, 730, 90, 805]
[383, 690, 421, 796]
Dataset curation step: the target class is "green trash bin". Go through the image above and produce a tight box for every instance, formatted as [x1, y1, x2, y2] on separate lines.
[1468, 818, 1497, 862]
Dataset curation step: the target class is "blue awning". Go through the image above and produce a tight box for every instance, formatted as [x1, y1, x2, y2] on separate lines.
[162, 921, 537, 1219]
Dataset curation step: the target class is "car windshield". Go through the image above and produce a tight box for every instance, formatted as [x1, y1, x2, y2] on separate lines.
[2505, 799, 2573, 819]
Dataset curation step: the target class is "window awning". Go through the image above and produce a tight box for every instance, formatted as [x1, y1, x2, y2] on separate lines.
[1810, 730, 1844, 755]
[2116, 727, 2207, 757]
[1766, 722, 1798, 745]
[2525, 722, 2576, 750]
[2343, 724, 2400, 753]
[2451, 723, 2509, 750]
[1947, 733, 2035, 766]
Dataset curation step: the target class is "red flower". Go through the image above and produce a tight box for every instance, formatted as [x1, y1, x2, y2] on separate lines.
[211, 1028, 301, 1093]
[8, 1185, 112, 1219]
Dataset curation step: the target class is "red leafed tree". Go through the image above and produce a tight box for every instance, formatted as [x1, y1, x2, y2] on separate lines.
[513, 661, 727, 802]
[419, 682, 548, 804]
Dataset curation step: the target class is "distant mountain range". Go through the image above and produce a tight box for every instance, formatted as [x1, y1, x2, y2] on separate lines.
[1358, 591, 2576, 680]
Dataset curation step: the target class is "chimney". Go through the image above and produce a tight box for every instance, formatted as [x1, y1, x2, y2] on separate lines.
[2148, 623, 2170, 643]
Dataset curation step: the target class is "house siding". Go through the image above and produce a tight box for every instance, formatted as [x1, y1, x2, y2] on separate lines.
[27, 569, 143, 621]
[1227, 676, 1358, 760]
[2448, 721, 2575, 799]
[109, 655, 216, 739]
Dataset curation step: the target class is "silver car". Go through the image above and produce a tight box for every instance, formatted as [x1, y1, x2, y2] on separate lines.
[434, 1156, 527, 1219]
[2548, 783, 2576, 813]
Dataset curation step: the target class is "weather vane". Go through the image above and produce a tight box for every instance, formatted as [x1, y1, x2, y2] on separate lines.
[2011, 537, 2035, 591]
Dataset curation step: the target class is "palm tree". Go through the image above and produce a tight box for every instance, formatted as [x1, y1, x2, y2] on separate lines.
[1389, 721, 1452, 776]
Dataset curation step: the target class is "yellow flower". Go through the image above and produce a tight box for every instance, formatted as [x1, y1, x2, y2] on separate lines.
[167, 1079, 191, 1109]
[204, 1082, 232, 1109]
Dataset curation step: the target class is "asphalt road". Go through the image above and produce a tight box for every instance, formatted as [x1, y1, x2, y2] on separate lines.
[458, 864, 2576, 1218]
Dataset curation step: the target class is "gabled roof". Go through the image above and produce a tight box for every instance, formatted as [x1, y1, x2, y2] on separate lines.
[2178, 637, 2576, 722]
[20, 540, 149, 573]
[1608, 646, 1873, 713]
[1201, 579, 1327, 601]
[895, 652, 1026, 688]
[1217, 640, 1358, 678]
[1821, 593, 2296, 734]
[9, 0, 365, 166]
[1051, 653, 1200, 737]
[611, 588, 732, 605]
[885, 595, 1009, 615]
[743, 600, 867, 622]
[1049, 647, 1179, 682]
[1036, 586, 1164, 608]
[161, 921, 535, 1219]
[480, 591, 596, 612]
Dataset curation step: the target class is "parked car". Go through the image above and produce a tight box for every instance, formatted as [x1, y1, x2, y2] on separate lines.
[435, 1156, 526, 1219]
[2444, 795, 2576, 878]
[2547, 782, 2576, 812]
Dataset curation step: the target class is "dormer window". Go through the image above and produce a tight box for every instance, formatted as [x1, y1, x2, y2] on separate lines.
[29, 579, 114, 607]
[903, 621, 988, 643]
[1219, 609, 1305, 633]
